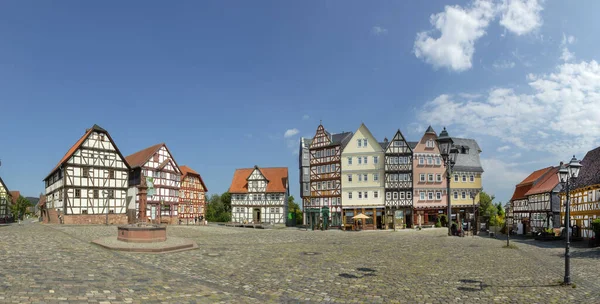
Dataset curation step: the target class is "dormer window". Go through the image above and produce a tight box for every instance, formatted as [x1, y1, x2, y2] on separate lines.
[426, 139, 435, 148]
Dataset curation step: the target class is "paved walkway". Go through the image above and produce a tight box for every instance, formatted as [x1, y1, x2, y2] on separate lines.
[0, 222, 598, 303]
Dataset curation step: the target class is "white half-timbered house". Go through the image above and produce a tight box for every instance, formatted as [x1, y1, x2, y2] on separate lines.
[0, 177, 12, 221]
[42, 124, 131, 224]
[229, 166, 289, 225]
[126, 143, 182, 224]
[509, 166, 555, 234]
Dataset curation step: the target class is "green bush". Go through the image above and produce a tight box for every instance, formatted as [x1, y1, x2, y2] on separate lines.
[591, 219, 600, 237]
[439, 214, 448, 227]
[435, 220, 441, 228]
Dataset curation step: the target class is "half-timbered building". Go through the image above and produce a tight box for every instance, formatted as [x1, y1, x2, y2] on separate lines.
[0, 177, 12, 222]
[299, 137, 312, 215]
[229, 166, 289, 225]
[126, 143, 182, 224]
[523, 166, 561, 229]
[43, 124, 131, 224]
[306, 123, 353, 229]
[509, 166, 555, 234]
[449, 138, 484, 225]
[412, 126, 447, 226]
[341, 123, 385, 230]
[178, 165, 208, 224]
[382, 129, 416, 229]
[561, 147, 600, 239]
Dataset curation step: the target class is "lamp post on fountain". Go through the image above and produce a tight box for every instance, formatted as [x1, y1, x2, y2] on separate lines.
[436, 127, 459, 236]
[557, 155, 582, 286]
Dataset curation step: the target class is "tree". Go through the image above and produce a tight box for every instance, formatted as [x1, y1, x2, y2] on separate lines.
[10, 195, 31, 220]
[205, 193, 231, 222]
[478, 191, 497, 218]
[287, 195, 303, 225]
[220, 191, 231, 213]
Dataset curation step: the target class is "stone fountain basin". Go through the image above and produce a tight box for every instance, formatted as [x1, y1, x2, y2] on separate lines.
[117, 224, 167, 243]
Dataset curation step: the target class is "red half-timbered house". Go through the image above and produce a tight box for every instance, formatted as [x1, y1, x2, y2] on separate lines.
[178, 165, 208, 224]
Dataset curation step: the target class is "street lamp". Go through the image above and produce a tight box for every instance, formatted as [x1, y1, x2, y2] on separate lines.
[470, 190, 479, 237]
[436, 127, 459, 236]
[557, 155, 582, 286]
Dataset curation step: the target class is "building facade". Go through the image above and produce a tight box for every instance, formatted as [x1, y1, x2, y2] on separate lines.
[298, 137, 311, 213]
[341, 123, 385, 230]
[0, 177, 11, 221]
[382, 130, 416, 229]
[523, 166, 561, 230]
[43, 124, 130, 224]
[229, 166, 289, 225]
[126, 143, 182, 224]
[510, 167, 555, 234]
[561, 147, 600, 239]
[412, 126, 447, 226]
[305, 123, 353, 229]
[449, 138, 484, 225]
[178, 165, 208, 224]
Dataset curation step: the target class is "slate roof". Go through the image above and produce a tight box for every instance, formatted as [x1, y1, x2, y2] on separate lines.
[510, 167, 554, 201]
[180, 165, 208, 192]
[425, 125, 436, 134]
[331, 132, 353, 149]
[408, 142, 418, 149]
[524, 166, 560, 196]
[228, 166, 288, 193]
[451, 137, 484, 173]
[379, 142, 388, 150]
[572, 146, 600, 190]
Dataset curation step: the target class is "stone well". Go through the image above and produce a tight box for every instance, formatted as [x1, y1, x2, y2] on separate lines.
[117, 224, 167, 243]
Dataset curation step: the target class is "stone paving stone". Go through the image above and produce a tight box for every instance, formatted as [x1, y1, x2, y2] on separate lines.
[1, 223, 599, 303]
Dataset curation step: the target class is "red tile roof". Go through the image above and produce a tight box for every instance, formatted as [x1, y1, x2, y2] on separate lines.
[180, 165, 208, 192]
[510, 167, 554, 201]
[228, 167, 288, 193]
[524, 166, 560, 196]
[125, 143, 164, 168]
[10, 191, 20, 204]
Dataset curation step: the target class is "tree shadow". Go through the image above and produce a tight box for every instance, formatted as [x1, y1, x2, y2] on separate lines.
[458, 279, 562, 292]
[339, 268, 377, 279]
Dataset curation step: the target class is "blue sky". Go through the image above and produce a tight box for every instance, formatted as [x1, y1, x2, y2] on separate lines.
[1, 0, 599, 204]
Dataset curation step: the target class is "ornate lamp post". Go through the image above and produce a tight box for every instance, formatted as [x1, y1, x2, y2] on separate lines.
[436, 127, 459, 236]
[470, 190, 479, 237]
[557, 155, 582, 285]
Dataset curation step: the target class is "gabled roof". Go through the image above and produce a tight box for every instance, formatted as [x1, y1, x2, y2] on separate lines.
[510, 166, 554, 201]
[0, 176, 9, 193]
[331, 131, 353, 149]
[10, 191, 20, 204]
[382, 129, 414, 153]
[44, 124, 130, 181]
[229, 166, 288, 193]
[425, 125, 436, 134]
[125, 143, 164, 168]
[180, 165, 208, 192]
[451, 137, 484, 173]
[572, 146, 600, 190]
[524, 166, 560, 196]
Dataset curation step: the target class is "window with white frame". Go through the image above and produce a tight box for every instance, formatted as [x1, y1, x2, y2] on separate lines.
[358, 157, 362, 164]
[374, 156, 378, 164]
[454, 174, 459, 182]
[419, 157, 424, 165]
[363, 139, 368, 146]
[348, 157, 352, 165]
[358, 192, 362, 199]
[462, 175, 467, 182]
[374, 173, 379, 181]
[470, 174, 474, 182]
[393, 192, 398, 199]
[420, 192, 425, 200]
[428, 174, 434, 182]
[436, 192, 441, 200]
[461, 191, 466, 199]
[407, 192, 412, 199]
[348, 192, 352, 199]
[348, 174, 352, 182]
[400, 192, 405, 199]
[420, 174, 425, 182]
[358, 174, 362, 181]
[363, 174, 368, 181]
[428, 192, 433, 200]
[386, 192, 391, 200]
[357, 139, 362, 147]
[364, 191, 369, 199]
[436, 174, 442, 182]
[374, 191, 378, 198]
[435, 157, 441, 165]
[427, 156, 432, 164]
[426, 139, 434, 148]
[453, 191, 458, 199]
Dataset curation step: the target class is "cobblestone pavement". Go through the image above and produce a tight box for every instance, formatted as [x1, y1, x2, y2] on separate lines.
[1, 222, 599, 303]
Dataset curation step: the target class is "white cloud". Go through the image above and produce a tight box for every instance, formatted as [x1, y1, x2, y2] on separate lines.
[560, 33, 576, 62]
[492, 60, 516, 69]
[284, 128, 299, 138]
[497, 145, 511, 152]
[302, 114, 310, 120]
[414, 0, 496, 72]
[371, 26, 388, 36]
[511, 152, 522, 158]
[481, 157, 530, 202]
[414, 0, 545, 71]
[498, 0, 544, 36]
[417, 59, 600, 158]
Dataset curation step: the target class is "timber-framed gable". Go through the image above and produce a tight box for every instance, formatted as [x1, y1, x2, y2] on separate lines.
[179, 165, 208, 224]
